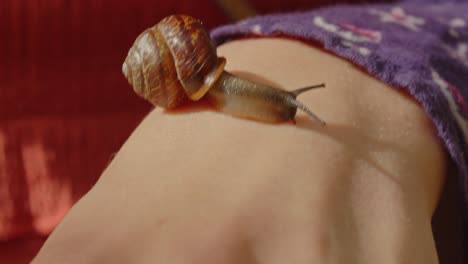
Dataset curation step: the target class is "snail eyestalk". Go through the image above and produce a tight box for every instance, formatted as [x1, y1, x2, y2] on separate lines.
[291, 83, 325, 96]
[289, 83, 326, 126]
[288, 97, 326, 126]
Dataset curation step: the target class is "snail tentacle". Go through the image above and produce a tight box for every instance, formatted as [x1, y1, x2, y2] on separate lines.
[291, 83, 325, 96]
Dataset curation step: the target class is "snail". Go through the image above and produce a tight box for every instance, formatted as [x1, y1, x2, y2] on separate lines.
[122, 15, 326, 125]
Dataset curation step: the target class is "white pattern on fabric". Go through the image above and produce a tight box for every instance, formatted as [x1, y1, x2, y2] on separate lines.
[441, 43, 468, 68]
[432, 69, 468, 141]
[369, 7, 425, 32]
[251, 24, 262, 34]
[341, 41, 371, 56]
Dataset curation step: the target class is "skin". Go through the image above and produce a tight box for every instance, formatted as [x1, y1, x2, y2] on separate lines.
[33, 38, 446, 263]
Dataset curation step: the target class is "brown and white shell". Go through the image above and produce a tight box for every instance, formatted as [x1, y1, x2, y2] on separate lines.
[122, 15, 223, 108]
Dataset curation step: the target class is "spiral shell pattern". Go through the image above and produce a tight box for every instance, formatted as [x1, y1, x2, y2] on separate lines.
[122, 15, 220, 108]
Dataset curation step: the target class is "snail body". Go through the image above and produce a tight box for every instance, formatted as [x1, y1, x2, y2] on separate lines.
[209, 71, 325, 123]
[122, 15, 325, 125]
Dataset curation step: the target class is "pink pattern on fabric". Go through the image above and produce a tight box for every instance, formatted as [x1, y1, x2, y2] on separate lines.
[447, 82, 468, 118]
[432, 69, 468, 140]
[339, 23, 382, 43]
[312, 16, 381, 55]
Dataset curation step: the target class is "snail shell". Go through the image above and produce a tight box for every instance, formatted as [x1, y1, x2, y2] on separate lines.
[122, 15, 224, 108]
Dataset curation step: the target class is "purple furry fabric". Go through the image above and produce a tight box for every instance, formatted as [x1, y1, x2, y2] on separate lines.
[212, 0, 468, 259]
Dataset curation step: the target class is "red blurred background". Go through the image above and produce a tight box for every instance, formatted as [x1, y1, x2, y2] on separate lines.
[0, 0, 388, 263]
